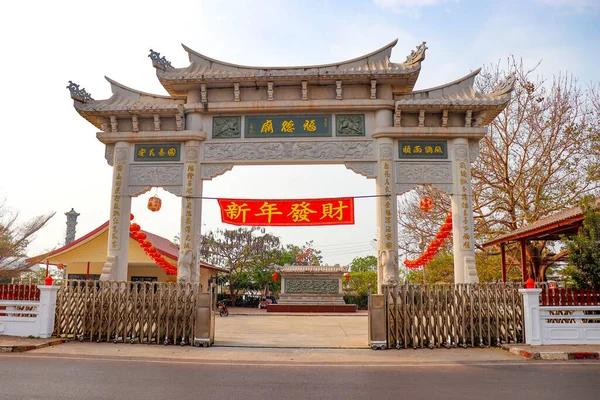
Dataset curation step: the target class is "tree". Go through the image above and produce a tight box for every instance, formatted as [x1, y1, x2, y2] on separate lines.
[0, 200, 54, 280]
[349, 255, 377, 272]
[398, 59, 600, 282]
[199, 227, 281, 305]
[279, 241, 322, 266]
[407, 252, 454, 284]
[346, 270, 377, 296]
[563, 197, 600, 288]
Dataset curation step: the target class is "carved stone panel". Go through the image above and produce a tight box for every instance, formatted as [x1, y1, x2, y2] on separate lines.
[468, 140, 479, 162]
[395, 162, 453, 184]
[129, 164, 183, 186]
[105, 144, 114, 167]
[284, 279, 339, 294]
[201, 163, 234, 180]
[336, 114, 365, 136]
[203, 140, 374, 162]
[213, 116, 241, 139]
[345, 161, 377, 178]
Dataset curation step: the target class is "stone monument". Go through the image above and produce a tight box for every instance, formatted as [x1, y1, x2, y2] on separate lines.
[268, 265, 356, 313]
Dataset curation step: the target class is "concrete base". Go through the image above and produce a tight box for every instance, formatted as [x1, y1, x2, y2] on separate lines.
[267, 304, 356, 313]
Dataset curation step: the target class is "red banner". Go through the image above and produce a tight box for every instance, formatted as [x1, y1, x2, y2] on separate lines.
[217, 197, 354, 226]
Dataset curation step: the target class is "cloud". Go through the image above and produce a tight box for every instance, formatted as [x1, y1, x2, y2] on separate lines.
[372, 0, 456, 16]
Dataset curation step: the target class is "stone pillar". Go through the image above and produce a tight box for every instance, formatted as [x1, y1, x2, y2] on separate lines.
[101, 141, 131, 281]
[450, 138, 478, 283]
[178, 140, 203, 284]
[375, 137, 399, 293]
[64, 208, 80, 245]
[37, 285, 59, 338]
[519, 288, 542, 345]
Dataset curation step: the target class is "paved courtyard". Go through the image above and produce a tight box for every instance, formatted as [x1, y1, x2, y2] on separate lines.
[215, 310, 368, 348]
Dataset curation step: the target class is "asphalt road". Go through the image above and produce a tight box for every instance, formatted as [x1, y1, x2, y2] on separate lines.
[1, 355, 598, 400]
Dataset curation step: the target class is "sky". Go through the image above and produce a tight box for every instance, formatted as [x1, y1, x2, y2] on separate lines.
[0, 0, 599, 267]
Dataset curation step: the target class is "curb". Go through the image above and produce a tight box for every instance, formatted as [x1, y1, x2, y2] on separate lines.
[501, 344, 600, 360]
[0, 338, 68, 353]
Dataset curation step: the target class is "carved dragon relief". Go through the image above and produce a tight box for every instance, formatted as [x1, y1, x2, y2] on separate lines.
[203, 140, 375, 162]
[201, 163, 234, 180]
[129, 164, 183, 186]
[344, 162, 377, 179]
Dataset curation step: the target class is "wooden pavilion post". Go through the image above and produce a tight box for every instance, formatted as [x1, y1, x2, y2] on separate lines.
[520, 240, 528, 282]
[500, 243, 507, 283]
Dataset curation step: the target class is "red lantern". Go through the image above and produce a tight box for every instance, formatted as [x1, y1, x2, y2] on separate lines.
[130, 213, 135, 221]
[148, 196, 162, 212]
[419, 197, 434, 212]
[344, 272, 351, 281]
[142, 240, 152, 248]
[272, 272, 279, 282]
[137, 232, 147, 240]
[57, 264, 64, 270]
[445, 214, 453, 224]
[130, 223, 141, 232]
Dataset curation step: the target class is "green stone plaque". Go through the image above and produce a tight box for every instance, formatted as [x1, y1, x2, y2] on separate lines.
[134, 143, 181, 162]
[398, 141, 447, 159]
[245, 115, 331, 138]
[336, 114, 365, 136]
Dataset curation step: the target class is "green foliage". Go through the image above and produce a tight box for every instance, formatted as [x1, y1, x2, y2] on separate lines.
[345, 270, 377, 296]
[200, 227, 281, 305]
[278, 241, 322, 266]
[476, 253, 522, 282]
[407, 252, 454, 284]
[349, 255, 377, 272]
[563, 197, 600, 288]
[343, 294, 369, 310]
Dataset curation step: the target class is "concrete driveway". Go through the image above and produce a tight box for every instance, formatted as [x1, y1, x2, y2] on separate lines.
[215, 311, 368, 348]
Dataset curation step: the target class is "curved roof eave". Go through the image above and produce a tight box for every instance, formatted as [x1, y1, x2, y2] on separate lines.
[410, 68, 482, 96]
[181, 39, 400, 70]
[104, 76, 186, 101]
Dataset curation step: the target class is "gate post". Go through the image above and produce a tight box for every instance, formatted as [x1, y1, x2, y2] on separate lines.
[368, 286, 388, 350]
[519, 288, 542, 345]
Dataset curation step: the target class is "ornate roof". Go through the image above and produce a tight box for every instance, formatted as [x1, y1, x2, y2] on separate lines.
[69, 77, 185, 129]
[154, 40, 426, 96]
[395, 70, 516, 125]
[280, 265, 349, 275]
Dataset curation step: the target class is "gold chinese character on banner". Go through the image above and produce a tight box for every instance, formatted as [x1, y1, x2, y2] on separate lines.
[255, 201, 283, 223]
[434, 146, 443, 153]
[321, 201, 348, 221]
[287, 202, 317, 222]
[168, 148, 177, 156]
[402, 145, 411, 154]
[137, 148, 146, 157]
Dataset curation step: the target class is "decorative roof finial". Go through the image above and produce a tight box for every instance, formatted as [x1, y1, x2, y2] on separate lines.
[490, 73, 517, 96]
[149, 49, 173, 71]
[404, 41, 427, 65]
[66, 81, 93, 102]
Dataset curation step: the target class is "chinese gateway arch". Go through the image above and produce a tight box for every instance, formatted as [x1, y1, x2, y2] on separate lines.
[67, 40, 514, 291]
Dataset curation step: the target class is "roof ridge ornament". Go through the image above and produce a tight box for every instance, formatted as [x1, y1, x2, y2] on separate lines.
[66, 81, 93, 102]
[489, 73, 517, 96]
[149, 49, 173, 71]
[404, 41, 427, 65]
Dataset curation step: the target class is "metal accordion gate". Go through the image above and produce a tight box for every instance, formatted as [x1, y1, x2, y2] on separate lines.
[369, 283, 524, 349]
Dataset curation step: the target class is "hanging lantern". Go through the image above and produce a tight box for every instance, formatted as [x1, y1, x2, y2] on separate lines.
[137, 232, 147, 240]
[57, 264, 64, 270]
[148, 196, 162, 212]
[419, 197, 434, 212]
[130, 223, 141, 232]
[344, 272, 351, 281]
[130, 213, 135, 221]
[272, 272, 279, 282]
[445, 214, 453, 224]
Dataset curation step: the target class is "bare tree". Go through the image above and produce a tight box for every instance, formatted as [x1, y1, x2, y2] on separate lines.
[398, 59, 600, 281]
[0, 199, 55, 280]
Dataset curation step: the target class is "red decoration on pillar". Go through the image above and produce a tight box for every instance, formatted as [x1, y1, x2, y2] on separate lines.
[44, 275, 53, 286]
[525, 278, 535, 289]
